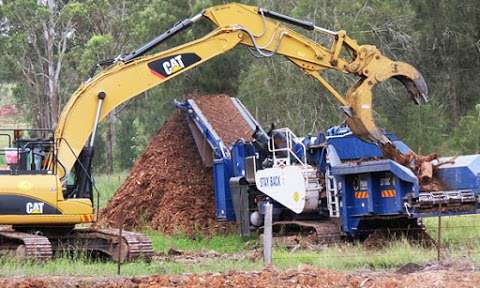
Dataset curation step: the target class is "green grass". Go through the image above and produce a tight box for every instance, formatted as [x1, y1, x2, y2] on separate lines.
[0, 240, 437, 277]
[144, 229, 255, 254]
[0, 256, 261, 277]
[273, 241, 436, 271]
[0, 218, 479, 276]
[424, 214, 480, 247]
[93, 172, 128, 208]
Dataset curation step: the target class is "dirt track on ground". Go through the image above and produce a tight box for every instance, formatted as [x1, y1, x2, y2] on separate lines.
[1, 265, 479, 288]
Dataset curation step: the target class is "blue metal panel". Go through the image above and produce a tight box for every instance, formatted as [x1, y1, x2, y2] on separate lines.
[333, 160, 419, 236]
[338, 175, 351, 233]
[345, 174, 370, 216]
[392, 140, 411, 154]
[213, 158, 235, 221]
[326, 133, 411, 161]
[372, 172, 404, 214]
[331, 159, 419, 190]
[435, 155, 480, 190]
[231, 141, 256, 177]
[339, 173, 362, 236]
[327, 135, 382, 160]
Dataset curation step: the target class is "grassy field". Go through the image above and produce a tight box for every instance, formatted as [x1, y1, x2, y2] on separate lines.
[144, 229, 254, 254]
[1, 229, 477, 277]
[94, 173, 128, 209]
[0, 173, 478, 277]
[0, 255, 262, 277]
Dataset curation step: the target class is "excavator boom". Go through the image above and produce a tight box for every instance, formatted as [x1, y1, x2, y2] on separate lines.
[203, 4, 428, 143]
[55, 3, 427, 178]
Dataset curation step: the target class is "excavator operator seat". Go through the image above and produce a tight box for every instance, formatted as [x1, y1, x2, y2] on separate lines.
[0, 129, 55, 175]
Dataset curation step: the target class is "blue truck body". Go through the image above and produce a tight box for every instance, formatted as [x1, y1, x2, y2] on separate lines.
[177, 98, 480, 237]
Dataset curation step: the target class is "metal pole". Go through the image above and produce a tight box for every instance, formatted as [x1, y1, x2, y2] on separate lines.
[90, 92, 106, 148]
[437, 204, 442, 262]
[263, 202, 273, 266]
[117, 216, 124, 275]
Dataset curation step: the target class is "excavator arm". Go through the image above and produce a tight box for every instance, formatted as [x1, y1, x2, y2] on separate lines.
[54, 3, 427, 178]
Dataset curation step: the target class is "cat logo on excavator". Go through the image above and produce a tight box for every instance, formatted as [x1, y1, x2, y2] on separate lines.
[162, 55, 185, 75]
[26, 202, 44, 214]
[148, 53, 201, 79]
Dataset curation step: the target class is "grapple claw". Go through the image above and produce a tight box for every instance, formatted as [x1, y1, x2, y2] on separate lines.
[344, 60, 428, 144]
[393, 74, 428, 105]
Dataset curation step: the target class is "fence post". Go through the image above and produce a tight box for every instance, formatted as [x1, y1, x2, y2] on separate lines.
[117, 215, 124, 275]
[437, 204, 442, 262]
[263, 202, 273, 266]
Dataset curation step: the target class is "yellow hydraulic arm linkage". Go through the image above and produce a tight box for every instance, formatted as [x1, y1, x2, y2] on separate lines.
[54, 3, 427, 178]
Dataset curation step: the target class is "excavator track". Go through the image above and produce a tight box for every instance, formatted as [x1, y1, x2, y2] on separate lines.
[51, 228, 153, 262]
[363, 222, 435, 248]
[0, 226, 152, 262]
[82, 228, 154, 262]
[0, 230, 52, 261]
[270, 220, 343, 248]
[270, 219, 434, 248]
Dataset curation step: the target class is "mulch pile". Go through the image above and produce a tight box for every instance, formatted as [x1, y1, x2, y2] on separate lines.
[193, 95, 253, 146]
[2, 265, 480, 288]
[99, 95, 253, 235]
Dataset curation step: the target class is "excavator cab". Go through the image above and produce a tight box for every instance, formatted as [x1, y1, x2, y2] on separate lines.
[0, 129, 55, 175]
[0, 128, 94, 225]
[0, 129, 93, 202]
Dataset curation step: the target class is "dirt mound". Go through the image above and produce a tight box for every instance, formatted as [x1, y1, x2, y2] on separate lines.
[100, 112, 223, 235]
[100, 95, 253, 235]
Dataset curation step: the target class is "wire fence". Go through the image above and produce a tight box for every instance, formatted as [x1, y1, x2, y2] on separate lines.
[257, 209, 480, 267]
[1, 213, 479, 274]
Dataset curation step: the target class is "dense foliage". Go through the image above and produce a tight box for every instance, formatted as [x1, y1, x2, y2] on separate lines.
[0, 0, 478, 172]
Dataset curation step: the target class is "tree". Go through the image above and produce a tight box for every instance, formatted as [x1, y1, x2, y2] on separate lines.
[450, 104, 480, 154]
[0, 0, 85, 128]
[410, 0, 480, 121]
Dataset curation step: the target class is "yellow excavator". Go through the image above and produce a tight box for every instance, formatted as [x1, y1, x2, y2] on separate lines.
[0, 3, 427, 260]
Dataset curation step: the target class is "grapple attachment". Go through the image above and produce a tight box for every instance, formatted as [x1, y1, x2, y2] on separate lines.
[345, 54, 428, 144]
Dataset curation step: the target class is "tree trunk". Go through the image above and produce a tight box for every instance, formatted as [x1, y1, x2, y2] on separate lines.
[44, 0, 59, 128]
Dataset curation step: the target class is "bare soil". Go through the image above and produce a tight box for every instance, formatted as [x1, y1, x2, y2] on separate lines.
[0, 104, 17, 117]
[99, 95, 253, 235]
[1, 265, 479, 287]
